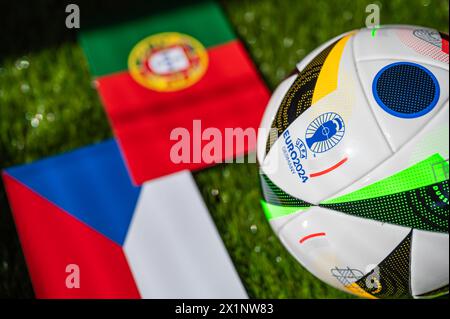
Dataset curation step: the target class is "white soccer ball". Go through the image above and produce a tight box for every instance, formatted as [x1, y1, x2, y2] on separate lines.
[257, 25, 449, 299]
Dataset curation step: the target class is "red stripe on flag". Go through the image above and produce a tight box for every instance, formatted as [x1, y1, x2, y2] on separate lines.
[2, 173, 140, 299]
[97, 40, 270, 185]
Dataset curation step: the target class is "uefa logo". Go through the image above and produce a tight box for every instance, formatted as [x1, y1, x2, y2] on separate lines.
[305, 112, 345, 153]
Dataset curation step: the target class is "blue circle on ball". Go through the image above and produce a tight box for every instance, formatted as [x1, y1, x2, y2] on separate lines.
[372, 62, 440, 119]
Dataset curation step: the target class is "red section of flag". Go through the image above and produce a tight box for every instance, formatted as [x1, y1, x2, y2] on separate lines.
[3, 173, 140, 299]
[97, 40, 270, 185]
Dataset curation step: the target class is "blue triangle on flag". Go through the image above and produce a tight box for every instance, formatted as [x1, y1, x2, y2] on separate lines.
[5, 139, 141, 246]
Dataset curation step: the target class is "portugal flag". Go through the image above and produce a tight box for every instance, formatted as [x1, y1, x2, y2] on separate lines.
[80, 0, 270, 185]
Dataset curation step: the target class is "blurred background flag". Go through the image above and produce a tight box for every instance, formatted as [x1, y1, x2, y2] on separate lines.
[1, 0, 273, 298]
[79, 0, 270, 185]
[2, 140, 247, 298]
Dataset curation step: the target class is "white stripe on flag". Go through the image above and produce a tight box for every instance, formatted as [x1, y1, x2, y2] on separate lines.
[124, 170, 248, 298]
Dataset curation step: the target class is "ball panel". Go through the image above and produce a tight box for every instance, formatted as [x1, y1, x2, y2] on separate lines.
[356, 59, 448, 151]
[262, 35, 392, 204]
[323, 178, 448, 233]
[353, 26, 449, 69]
[258, 25, 449, 299]
[397, 28, 449, 65]
[257, 75, 297, 164]
[265, 38, 341, 156]
[414, 284, 449, 299]
[278, 206, 411, 296]
[296, 31, 353, 72]
[259, 169, 311, 232]
[411, 229, 449, 297]
[268, 210, 305, 234]
[349, 232, 413, 299]
[327, 104, 449, 199]
[373, 62, 440, 118]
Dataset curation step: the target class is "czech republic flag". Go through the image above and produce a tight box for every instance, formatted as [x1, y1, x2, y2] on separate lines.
[2, 140, 247, 298]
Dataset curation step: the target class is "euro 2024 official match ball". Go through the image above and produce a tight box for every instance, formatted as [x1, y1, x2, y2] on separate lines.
[257, 25, 449, 299]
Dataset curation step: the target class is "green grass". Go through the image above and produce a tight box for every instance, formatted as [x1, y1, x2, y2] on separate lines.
[0, 0, 448, 298]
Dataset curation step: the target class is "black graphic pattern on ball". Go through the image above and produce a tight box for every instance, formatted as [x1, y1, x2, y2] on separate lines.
[265, 38, 340, 156]
[374, 63, 438, 117]
[354, 231, 413, 299]
[260, 172, 311, 207]
[322, 180, 449, 233]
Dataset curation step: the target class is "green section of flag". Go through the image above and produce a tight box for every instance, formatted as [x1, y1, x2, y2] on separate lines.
[79, 1, 236, 77]
[323, 153, 448, 205]
[261, 200, 308, 220]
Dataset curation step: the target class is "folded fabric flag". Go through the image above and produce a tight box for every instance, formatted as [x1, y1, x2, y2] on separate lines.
[80, 0, 270, 185]
[2, 140, 247, 298]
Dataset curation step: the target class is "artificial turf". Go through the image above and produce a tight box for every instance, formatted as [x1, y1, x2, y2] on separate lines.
[0, 0, 448, 298]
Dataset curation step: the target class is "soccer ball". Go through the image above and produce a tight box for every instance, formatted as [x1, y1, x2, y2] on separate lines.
[257, 25, 449, 299]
